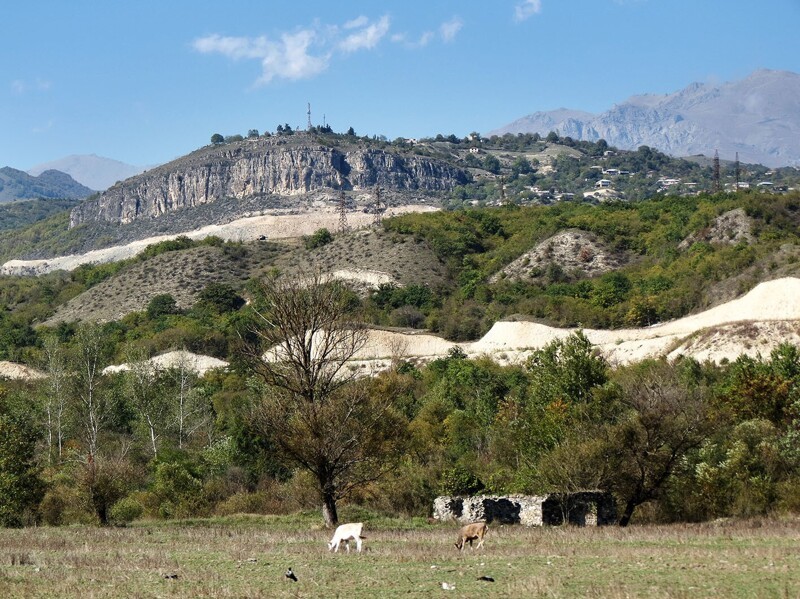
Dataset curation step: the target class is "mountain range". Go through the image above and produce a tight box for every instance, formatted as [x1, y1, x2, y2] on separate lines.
[27, 154, 147, 191]
[489, 69, 800, 168]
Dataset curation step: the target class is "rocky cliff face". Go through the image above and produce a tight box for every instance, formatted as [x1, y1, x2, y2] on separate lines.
[70, 135, 469, 226]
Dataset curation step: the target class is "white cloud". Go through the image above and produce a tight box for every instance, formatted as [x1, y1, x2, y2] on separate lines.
[343, 16, 369, 30]
[194, 30, 329, 84]
[440, 18, 463, 43]
[514, 0, 542, 22]
[258, 31, 329, 84]
[194, 15, 394, 85]
[193, 34, 271, 60]
[338, 15, 390, 53]
[418, 31, 435, 47]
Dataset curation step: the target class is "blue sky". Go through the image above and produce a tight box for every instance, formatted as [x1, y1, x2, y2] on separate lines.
[3, 0, 799, 169]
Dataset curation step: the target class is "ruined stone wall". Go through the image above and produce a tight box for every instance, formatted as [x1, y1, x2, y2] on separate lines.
[433, 492, 616, 527]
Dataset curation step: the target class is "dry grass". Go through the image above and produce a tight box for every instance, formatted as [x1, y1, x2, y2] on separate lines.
[272, 228, 449, 291]
[46, 242, 287, 325]
[45, 226, 449, 325]
[0, 515, 798, 598]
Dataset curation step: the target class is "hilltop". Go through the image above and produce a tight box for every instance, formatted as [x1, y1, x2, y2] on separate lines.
[3, 129, 799, 265]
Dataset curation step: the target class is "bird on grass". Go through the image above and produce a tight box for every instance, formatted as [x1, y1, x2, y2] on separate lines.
[285, 567, 298, 582]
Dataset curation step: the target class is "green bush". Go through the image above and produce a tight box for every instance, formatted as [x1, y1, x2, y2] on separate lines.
[147, 294, 179, 319]
[109, 495, 145, 525]
[304, 228, 333, 250]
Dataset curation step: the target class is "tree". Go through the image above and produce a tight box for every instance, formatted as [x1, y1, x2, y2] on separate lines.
[605, 359, 711, 526]
[346, 127, 356, 136]
[197, 283, 245, 314]
[0, 390, 44, 527]
[147, 294, 179, 319]
[71, 324, 112, 459]
[41, 334, 68, 464]
[239, 271, 406, 527]
[210, 133, 224, 145]
[124, 347, 169, 459]
[482, 154, 501, 174]
[167, 351, 208, 450]
[247, 129, 259, 138]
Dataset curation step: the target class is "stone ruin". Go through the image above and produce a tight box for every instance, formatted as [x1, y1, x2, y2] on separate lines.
[433, 491, 616, 527]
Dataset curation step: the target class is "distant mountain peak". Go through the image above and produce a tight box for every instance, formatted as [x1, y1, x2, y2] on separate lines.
[0, 167, 93, 203]
[28, 154, 148, 191]
[488, 69, 800, 167]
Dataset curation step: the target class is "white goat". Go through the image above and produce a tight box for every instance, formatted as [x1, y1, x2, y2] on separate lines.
[454, 521, 488, 551]
[328, 522, 365, 553]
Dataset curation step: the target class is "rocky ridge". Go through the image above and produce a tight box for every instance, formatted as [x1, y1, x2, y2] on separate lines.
[490, 69, 800, 167]
[69, 133, 469, 227]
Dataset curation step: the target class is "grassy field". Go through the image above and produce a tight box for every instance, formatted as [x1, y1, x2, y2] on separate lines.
[0, 513, 798, 598]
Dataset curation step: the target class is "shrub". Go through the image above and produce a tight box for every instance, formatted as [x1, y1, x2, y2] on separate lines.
[390, 306, 425, 328]
[304, 228, 333, 250]
[109, 495, 145, 525]
[147, 294, 179, 319]
[214, 491, 272, 516]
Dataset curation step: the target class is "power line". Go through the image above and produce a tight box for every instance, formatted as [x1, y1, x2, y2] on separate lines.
[339, 190, 349, 233]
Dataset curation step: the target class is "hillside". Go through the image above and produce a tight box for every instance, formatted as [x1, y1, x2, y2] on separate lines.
[2, 191, 793, 364]
[4, 131, 799, 265]
[42, 221, 448, 324]
[0, 167, 94, 202]
[489, 69, 800, 167]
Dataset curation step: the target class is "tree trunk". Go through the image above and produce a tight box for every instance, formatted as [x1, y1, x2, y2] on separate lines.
[619, 498, 636, 527]
[322, 490, 339, 528]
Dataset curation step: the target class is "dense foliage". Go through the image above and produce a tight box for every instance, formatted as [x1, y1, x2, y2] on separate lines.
[0, 190, 799, 526]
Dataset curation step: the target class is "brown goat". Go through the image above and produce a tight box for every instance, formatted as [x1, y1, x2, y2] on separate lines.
[454, 521, 488, 551]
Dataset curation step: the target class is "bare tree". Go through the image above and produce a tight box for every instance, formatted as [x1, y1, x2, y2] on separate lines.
[41, 335, 68, 464]
[71, 324, 112, 459]
[124, 347, 169, 459]
[240, 270, 407, 527]
[167, 350, 208, 449]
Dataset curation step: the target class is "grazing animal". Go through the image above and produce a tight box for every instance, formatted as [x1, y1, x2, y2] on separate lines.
[328, 522, 365, 553]
[454, 521, 488, 551]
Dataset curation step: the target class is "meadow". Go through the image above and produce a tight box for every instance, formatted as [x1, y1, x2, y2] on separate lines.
[0, 513, 798, 598]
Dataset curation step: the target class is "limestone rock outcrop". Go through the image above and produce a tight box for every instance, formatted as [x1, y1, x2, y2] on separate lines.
[70, 134, 469, 226]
